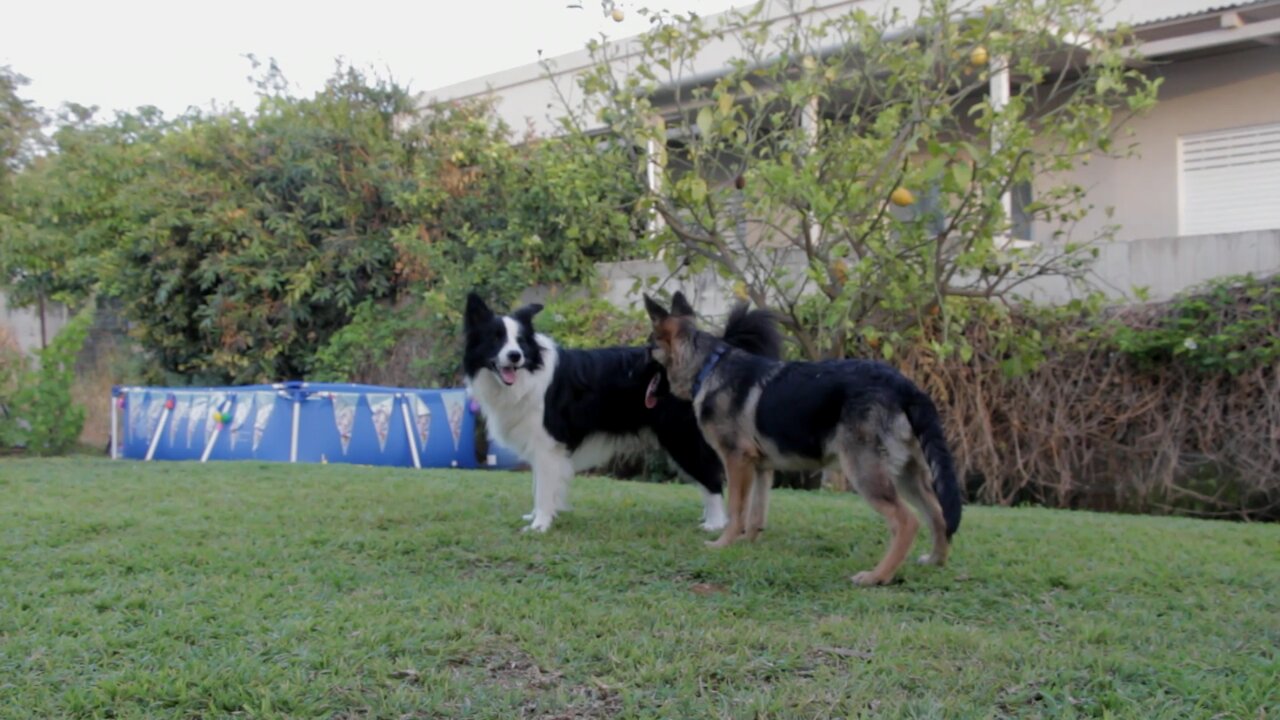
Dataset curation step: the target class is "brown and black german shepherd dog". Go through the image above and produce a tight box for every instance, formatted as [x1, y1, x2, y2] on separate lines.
[643, 292, 963, 586]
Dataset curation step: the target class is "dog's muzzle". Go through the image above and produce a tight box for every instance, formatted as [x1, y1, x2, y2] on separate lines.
[493, 363, 521, 386]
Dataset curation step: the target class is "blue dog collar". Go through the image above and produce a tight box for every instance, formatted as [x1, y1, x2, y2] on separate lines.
[691, 344, 728, 399]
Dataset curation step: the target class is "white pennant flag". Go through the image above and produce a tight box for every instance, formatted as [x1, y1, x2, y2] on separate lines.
[169, 395, 190, 446]
[128, 391, 147, 443]
[442, 390, 466, 451]
[331, 393, 358, 455]
[187, 394, 209, 448]
[205, 392, 228, 444]
[410, 394, 432, 449]
[228, 397, 252, 450]
[144, 396, 164, 442]
[366, 393, 395, 452]
[251, 391, 276, 452]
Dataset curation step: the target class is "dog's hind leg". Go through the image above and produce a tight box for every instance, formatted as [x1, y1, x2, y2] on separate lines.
[841, 443, 919, 587]
[879, 413, 949, 566]
[707, 453, 753, 548]
[744, 468, 772, 541]
[899, 443, 950, 567]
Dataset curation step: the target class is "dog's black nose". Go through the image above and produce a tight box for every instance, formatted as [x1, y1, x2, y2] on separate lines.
[506, 350, 522, 364]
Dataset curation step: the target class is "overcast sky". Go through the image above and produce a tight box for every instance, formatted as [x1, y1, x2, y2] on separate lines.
[2, 0, 744, 119]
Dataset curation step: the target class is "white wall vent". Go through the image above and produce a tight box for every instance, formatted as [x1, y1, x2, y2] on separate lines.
[1179, 122, 1280, 236]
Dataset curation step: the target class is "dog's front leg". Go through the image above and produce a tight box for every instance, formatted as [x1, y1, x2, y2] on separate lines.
[526, 452, 571, 532]
[707, 454, 753, 548]
[699, 484, 728, 532]
[523, 471, 538, 522]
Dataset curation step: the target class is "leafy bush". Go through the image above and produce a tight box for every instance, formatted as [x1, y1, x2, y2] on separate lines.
[0, 326, 28, 448]
[3, 70, 643, 386]
[310, 295, 462, 387]
[536, 294, 649, 349]
[1104, 275, 1280, 375]
[2, 304, 94, 455]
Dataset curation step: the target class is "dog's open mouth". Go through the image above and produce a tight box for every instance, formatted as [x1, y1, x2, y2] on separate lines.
[644, 373, 660, 409]
[497, 366, 519, 386]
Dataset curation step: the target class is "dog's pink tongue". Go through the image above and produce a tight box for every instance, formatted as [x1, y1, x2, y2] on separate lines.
[644, 374, 660, 409]
[500, 367, 517, 386]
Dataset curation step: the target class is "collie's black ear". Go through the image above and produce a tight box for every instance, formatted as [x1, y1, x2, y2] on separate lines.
[671, 291, 695, 317]
[465, 292, 493, 330]
[512, 303, 543, 326]
[643, 294, 669, 324]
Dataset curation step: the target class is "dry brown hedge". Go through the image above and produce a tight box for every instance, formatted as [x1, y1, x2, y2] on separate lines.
[897, 283, 1279, 521]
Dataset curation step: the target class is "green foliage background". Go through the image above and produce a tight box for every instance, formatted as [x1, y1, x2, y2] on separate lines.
[0, 64, 641, 386]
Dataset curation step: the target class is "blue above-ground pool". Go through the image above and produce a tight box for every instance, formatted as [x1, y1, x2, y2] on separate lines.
[111, 381, 521, 469]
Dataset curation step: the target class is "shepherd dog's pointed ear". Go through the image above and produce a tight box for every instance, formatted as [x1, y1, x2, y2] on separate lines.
[671, 291, 695, 318]
[643, 294, 669, 324]
[512, 303, 544, 326]
[465, 292, 493, 330]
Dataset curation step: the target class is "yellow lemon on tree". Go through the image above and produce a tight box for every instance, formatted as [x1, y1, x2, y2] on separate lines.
[611, 8, 624, 22]
[890, 187, 916, 207]
[969, 46, 989, 67]
[832, 259, 849, 285]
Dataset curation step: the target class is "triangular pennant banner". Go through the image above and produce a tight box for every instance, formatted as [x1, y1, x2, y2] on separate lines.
[169, 395, 190, 446]
[251, 391, 276, 452]
[144, 396, 164, 442]
[331, 393, 358, 455]
[205, 392, 228, 443]
[366, 393, 395, 452]
[228, 397, 252, 450]
[442, 390, 466, 451]
[410, 394, 432, 449]
[187, 394, 209, 448]
[128, 391, 147, 442]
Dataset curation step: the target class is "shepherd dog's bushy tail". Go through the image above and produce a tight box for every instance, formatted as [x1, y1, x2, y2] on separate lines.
[721, 303, 783, 360]
[904, 387, 963, 537]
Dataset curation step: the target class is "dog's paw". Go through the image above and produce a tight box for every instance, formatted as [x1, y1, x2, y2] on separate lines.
[849, 571, 891, 587]
[699, 518, 728, 532]
[523, 516, 553, 533]
[521, 512, 535, 522]
[917, 553, 945, 566]
[705, 533, 739, 549]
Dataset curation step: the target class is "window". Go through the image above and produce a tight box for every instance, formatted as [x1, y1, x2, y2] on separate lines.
[900, 180, 1034, 245]
[1179, 122, 1280, 236]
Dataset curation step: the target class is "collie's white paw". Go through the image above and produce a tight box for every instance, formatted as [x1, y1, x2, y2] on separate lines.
[701, 494, 727, 531]
[523, 515, 553, 533]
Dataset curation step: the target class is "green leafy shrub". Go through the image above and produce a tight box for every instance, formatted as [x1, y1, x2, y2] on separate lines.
[3, 304, 94, 455]
[0, 327, 28, 449]
[536, 294, 649, 349]
[1104, 275, 1280, 375]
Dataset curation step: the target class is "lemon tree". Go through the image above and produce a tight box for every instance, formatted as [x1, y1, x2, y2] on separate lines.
[571, 0, 1158, 361]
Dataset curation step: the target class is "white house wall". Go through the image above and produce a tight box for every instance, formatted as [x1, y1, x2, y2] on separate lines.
[421, 0, 928, 137]
[1040, 44, 1280, 245]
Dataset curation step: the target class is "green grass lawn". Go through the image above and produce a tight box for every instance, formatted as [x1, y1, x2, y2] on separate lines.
[1, 459, 1276, 719]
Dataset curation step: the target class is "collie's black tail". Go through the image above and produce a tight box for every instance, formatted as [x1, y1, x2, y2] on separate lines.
[904, 387, 963, 537]
[721, 303, 783, 360]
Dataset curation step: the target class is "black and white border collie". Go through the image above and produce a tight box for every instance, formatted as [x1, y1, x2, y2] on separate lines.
[463, 292, 781, 532]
